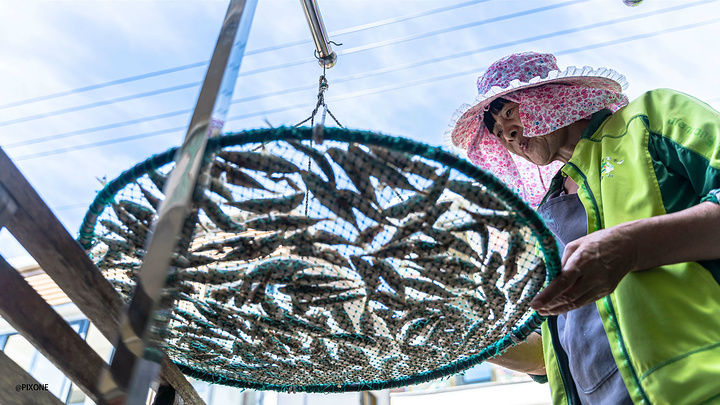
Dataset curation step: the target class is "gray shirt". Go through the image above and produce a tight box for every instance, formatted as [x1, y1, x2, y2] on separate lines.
[537, 184, 632, 404]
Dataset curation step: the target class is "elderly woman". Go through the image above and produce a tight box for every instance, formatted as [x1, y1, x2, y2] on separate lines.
[449, 52, 720, 404]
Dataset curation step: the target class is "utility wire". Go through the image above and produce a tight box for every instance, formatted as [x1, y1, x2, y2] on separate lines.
[0, 0, 488, 110]
[0, 0, 583, 127]
[3, 0, 714, 148]
[12, 16, 719, 162]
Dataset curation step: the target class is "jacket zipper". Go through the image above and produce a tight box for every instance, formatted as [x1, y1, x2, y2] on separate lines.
[548, 316, 581, 405]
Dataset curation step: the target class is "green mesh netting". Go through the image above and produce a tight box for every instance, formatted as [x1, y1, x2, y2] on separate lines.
[78, 127, 559, 393]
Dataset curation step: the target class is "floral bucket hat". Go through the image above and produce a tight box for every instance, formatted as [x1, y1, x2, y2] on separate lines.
[447, 52, 629, 207]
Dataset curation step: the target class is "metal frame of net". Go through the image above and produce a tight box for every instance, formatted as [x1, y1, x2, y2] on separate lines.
[78, 126, 560, 393]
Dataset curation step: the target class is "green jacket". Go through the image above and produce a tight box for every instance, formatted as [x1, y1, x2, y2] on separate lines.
[539, 89, 720, 405]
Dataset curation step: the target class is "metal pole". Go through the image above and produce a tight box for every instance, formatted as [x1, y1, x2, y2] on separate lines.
[300, 0, 337, 68]
[96, 0, 258, 403]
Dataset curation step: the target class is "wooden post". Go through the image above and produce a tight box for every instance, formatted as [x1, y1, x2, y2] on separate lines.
[0, 256, 105, 403]
[0, 350, 65, 405]
[0, 147, 205, 405]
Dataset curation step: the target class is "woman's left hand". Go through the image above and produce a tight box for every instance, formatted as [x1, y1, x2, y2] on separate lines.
[530, 225, 639, 315]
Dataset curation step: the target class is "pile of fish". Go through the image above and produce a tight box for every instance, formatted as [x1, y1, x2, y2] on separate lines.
[88, 139, 548, 388]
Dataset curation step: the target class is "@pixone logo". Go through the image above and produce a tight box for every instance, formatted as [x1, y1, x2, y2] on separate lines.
[15, 383, 49, 392]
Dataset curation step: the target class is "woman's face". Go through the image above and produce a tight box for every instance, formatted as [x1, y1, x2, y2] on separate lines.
[490, 101, 566, 165]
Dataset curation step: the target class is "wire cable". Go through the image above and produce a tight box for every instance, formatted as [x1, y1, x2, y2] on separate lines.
[0, 0, 488, 110]
[3, 0, 714, 148]
[12, 16, 718, 162]
[0, 0, 588, 127]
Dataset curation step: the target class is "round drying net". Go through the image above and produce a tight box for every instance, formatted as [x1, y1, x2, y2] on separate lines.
[78, 127, 559, 393]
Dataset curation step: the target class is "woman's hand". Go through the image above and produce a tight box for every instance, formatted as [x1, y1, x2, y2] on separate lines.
[530, 201, 720, 316]
[530, 226, 639, 316]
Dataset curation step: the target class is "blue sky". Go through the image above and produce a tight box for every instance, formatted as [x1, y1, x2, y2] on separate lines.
[1, 0, 719, 260]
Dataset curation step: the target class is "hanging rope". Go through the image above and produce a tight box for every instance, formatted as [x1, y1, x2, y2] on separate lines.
[294, 66, 343, 131]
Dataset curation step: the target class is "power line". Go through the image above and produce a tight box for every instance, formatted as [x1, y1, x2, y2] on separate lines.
[12, 16, 719, 162]
[0, 0, 489, 111]
[3, 0, 714, 149]
[0, 0, 583, 127]
[0, 82, 202, 128]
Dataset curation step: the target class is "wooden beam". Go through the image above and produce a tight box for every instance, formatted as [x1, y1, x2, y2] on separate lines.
[0, 349, 65, 405]
[0, 182, 18, 229]
[0, 256, 105, 402]
[0, 148, 205, 405]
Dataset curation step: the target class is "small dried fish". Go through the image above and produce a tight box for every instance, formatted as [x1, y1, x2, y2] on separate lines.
[484, 283, 507, 319]
[217, 160, 267, 191]
[359, 310, 375, 336]
[167, 253, 210, 269]
[350, 255, 380, 291]
[194, 235, 254, 254]
[100, 237, 134, 255]
[508, 260, 545, 300]
[242, 214, 327, 232]
[247, 258, 313, 283]
[147, 169, 168, 192]
[417, 266, 474, 291]
[325, 332, 376, 346]
[465, 294, 491, 322]
[226, 192, 305, 215]
[374, 258, 405, 296]
[347, 145, 417, 191]
[293, 245, 351, 268]
[197, 196, 245, 232]
[267, 174, 303, 192]
[446, 180, 507, 212]
[312, 230, 354, 246]
[337, 346, 369, 364]
[209, 287, 235, 303]
[286, 140, 336, 185]
[100, 219, 133, 242]
[372, 307, 400, 330]
[108, 278, 134, 295]
[326, 147, 378, 205]
[367, 290, 407, 311]
[383, 170, 450, 219]
[403, 278, 456, 299]
[307, 292, 365, 307]
[177, 268, 244, 283]
[331, 305, 356, 333]
[483, 251, 504, 286]
[219, 150, 300, 174]
[300, 170, 358, 228]
[415, 255, 479, 277]
[135, 181, 162, 210]
[310, 337, 331, 359]
[279, 284, 357, 298]
[461, 208, 519, 231]
[401, 317, 436, 346]
[389, 201, 452, 244]
[425, 228, 482, 262]
[290, 272, 351, 286]
[260, 295, 287, 320]
[503, 229, 525, 283]
[111, 202, 150, 242]
[373, 240, 445, 259]
[225, 232, 283, 261]
[210, 176, 235, 202]
[368, 147, 440, 181]
[336, 189, 387, 225]
[355, 223, 385, 246]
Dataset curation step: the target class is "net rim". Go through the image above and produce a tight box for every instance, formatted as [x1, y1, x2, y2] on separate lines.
[78, 126, 560, 393]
